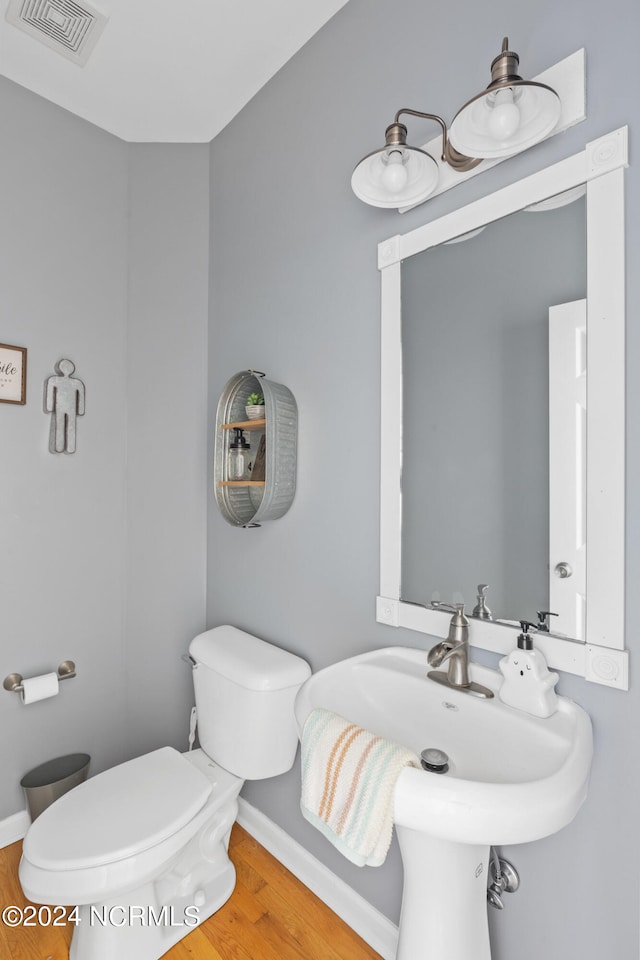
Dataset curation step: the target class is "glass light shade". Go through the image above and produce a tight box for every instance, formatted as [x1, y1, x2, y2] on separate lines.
[351, 145, 439, 208]
[449, 81, 561, 159]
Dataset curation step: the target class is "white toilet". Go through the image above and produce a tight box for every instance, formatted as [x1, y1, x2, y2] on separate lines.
[19, 625, 311, 960]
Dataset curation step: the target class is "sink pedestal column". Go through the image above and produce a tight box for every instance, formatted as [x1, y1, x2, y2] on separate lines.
[396, 826, 491, 960]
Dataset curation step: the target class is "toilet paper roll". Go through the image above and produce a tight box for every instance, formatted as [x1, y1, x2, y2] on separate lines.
[20, 672, 59, 705]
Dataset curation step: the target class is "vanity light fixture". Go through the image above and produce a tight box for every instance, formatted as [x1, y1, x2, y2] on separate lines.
[351, 37, 562, 208]
[351, 111, 480, 209]
[449, 37, 562, 159]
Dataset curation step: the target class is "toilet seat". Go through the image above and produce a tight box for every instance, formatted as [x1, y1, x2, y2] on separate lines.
[19, 747, 241, 907]
[23, 747, 212, 870]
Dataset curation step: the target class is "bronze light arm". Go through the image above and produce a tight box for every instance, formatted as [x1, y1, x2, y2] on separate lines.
[388, 109, 481, 171]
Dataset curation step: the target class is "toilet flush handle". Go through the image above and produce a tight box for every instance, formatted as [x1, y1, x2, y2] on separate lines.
[188, 707, 197, 752]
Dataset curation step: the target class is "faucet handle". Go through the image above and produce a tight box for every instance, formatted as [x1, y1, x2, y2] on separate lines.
[431, 601, 466, 616]
[430, 600, 458, 613]
[447, 604, 469, 645]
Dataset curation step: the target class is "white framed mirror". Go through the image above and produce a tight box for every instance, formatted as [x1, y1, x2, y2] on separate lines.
[377, 127, 628, 689]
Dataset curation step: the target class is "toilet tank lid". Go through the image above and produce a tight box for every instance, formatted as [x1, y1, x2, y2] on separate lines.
[189, 626, 311, 691]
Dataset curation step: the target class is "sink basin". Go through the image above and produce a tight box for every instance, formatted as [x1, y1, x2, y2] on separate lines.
[294, 645, 592, 846]
[294, 646, 592, 960]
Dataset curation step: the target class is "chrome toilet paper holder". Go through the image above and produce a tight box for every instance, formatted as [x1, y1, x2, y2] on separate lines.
[3, 660, 76, 694]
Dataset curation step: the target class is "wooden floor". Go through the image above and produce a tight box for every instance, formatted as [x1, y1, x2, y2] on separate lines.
[0, 824, 383, 960]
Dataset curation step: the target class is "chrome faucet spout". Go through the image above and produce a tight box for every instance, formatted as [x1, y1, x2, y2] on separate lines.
[426, 641, 448, 668]
[427, 639, 466, 669]
[427, 604, 494, 699]
[428, 639, 470, 688]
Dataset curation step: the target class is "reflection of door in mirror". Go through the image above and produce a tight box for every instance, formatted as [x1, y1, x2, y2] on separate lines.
[400, 197, 586, 635]
[549, 300, 586, 639]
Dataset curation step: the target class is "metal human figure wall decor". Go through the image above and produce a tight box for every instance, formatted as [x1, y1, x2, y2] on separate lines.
[45, 359, 85, 454]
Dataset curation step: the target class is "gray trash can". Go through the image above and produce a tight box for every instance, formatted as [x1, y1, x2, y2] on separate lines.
[21, 753, 90, 821]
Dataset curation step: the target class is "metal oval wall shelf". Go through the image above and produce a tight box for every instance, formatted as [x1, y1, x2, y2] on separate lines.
[214, 370, 298, 527]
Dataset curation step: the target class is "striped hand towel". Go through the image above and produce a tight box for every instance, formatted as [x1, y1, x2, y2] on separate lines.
[300, 708, 420, 867]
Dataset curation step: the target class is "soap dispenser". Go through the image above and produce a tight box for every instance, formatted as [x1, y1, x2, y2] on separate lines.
[498, 621, 559, 718]
[228, 428, 251, 481]
[472, 584, 492, 620]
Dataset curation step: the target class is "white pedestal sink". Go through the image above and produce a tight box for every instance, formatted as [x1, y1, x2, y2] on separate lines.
[294, 647, 592, 960]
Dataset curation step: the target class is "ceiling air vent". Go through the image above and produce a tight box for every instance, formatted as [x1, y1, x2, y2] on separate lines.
[6, 0, 108, 66]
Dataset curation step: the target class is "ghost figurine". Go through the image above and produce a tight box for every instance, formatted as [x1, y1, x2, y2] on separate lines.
[499, 647, 559, 718]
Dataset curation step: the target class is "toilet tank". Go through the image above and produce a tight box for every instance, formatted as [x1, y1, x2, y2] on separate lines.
[189, 626, 311, 780]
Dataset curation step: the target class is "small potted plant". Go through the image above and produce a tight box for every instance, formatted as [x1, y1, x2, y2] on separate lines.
[245, 392, 265, 420]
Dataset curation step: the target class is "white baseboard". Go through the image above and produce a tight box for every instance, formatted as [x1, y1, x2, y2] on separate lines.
[237, 798, 399, 960]
[0, 809, 30, 848]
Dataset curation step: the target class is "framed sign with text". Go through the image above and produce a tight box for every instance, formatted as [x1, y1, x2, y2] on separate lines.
[0, 343, 27, 404]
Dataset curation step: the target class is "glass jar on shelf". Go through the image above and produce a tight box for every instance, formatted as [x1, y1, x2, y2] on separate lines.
[228, 428, 251, 480]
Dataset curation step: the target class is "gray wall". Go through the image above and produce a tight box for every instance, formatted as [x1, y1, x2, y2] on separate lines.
[124, 145, 210, 757]
[0, 80, 210, 817]
[0, 79, 130, 812]
[207, 0, 640, 957]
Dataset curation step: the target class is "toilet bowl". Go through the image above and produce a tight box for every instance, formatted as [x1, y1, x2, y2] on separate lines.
[19, 626, 311, 960]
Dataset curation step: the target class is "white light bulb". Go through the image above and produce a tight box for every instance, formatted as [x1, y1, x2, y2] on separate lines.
[381, 150, 409, 194]
[488, 88, 521, 141]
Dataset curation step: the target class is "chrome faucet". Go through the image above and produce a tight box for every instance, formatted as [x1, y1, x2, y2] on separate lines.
[428, 603, 470, 684]
[427, 603, 494, 699]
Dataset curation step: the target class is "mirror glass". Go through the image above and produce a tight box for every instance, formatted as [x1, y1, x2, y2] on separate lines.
[379, 131, 627, 669]
[400, 196, 586, 635]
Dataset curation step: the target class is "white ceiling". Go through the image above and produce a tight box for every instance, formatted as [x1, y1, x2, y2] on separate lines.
[0, 0, 349, 142]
